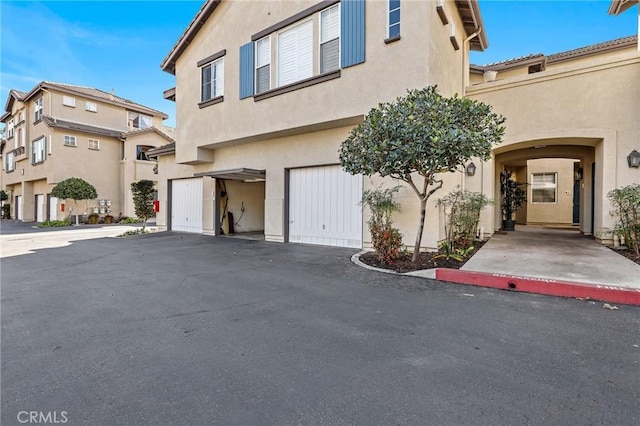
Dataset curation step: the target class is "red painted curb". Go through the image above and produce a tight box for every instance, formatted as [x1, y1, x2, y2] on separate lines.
[435, 268, 640, 306]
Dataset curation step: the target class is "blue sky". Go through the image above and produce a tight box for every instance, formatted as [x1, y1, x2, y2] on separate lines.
[0, 1, 637, 128]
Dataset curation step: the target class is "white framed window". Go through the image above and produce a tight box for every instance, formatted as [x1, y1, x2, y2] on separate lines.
[277, 19, 313, 87]
[255, 36, 271, 94]
[34, 97, 43, 122]
[531, 173, 557, 203]
[88, 139, 100, 150]
[62, 95, 76, 107]
[201, 58, 224, 101]
[20, 126, 26, 147]
[32, 136, 46, 164]
[5, 151, 16, 172]
[64, 135, 77, 147]
[320, 4, 340, 73]
[85, 101, 97, 112]
[128, 112, 152, 130]
[388, 0, 401, 39]
[7, 118, 14, 138]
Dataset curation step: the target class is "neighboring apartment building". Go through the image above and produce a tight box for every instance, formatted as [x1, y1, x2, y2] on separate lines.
[0, 81, 173, 222]
[154, 0, 487, 249]
[154, 0, 639, 249]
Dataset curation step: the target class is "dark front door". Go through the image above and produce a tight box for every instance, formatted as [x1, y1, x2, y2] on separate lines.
[572, 180, 580, 225]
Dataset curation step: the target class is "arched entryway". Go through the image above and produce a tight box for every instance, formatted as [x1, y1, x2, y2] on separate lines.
[485, 133, 618, 243]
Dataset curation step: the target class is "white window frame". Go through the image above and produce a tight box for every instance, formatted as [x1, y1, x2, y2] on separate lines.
[64, 135, 77, 147]
[201, 58, 225, 101]
[5, 151, 16, 172]
[34, 97, 43, 122]
[88, 139, 100, 150]
[85, 101, 97, 112]
[277, 19, 314, 87]
[255, 36, 271, 94]
[7, 118, 15, 138]
[128, 112, 152, 130]
[32, 136, 46, 164]
[388, 0, 401, 39]
[319, 3, 341, 74]
[62, 95, 76, 107]
[531, 172, 557, 204]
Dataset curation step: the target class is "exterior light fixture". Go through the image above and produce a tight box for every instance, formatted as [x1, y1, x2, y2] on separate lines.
[466, 162, 476, 176]
[627, 149, 640, 168]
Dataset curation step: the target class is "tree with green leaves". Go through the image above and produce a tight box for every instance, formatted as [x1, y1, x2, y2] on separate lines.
[51, 177, 98, 225]
[340, 86, 505, 262]
[130, 180, 155, 231]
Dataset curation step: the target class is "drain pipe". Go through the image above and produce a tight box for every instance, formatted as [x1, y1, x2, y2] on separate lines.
[461, 27, 482, 97]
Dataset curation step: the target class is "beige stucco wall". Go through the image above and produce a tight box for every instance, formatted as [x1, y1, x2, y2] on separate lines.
[468, 48, 640, 240]
[173, 0, 468, 164]
[525, 158, 576, 225]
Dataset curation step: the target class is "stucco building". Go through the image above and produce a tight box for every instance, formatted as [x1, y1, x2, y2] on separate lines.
[0, 81, 173, 222]
[153, 0, 639, 249]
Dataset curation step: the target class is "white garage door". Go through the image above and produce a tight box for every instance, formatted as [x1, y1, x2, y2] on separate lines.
[36, 194, 44, 222]
[171, 178, 203, 233]
[289, 165, 362, 248]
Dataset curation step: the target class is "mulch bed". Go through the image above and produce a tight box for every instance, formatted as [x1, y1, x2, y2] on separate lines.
[359, 240, 486, 273]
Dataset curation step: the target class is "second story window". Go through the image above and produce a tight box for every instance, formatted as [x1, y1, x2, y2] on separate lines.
[63, 95, 76, 107]
[255, 37, 271, 94]
[5, 151, 16, 172]
[7, 119, 14, 139]
[88, 139, 100, 150]
[128, 112, 152, 130]
[320, 4, 340, 73]
[388, 0, 401, 39]
[278, 20, 313, 87]
[32, 136, 46, 164]
[85, 101, 97, 112]
[34, 97, 43, 122]
[64, 135, 77, 147]
[201, 58, 224, 101]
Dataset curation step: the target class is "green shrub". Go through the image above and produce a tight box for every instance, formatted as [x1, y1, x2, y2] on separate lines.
[608, 183, 640, 256]
[1, 204, 11, 219]
[38, 220, 72, 228]
[361, 187, 403, 265]
[119, 217, 142, 224]
[438, 188, 492, 255]
[117, 228, 152, 237]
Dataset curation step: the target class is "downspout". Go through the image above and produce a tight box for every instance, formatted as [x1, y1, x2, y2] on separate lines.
[461, 26, 482, 97]
[460, 27, 481, 191]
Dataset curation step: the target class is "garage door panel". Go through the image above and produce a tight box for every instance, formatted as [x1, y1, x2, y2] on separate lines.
[289, 165, 362, 248]
[171, 178, 203, 233]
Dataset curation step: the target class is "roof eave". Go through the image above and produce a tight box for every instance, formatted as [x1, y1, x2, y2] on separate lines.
[455, 0, 489, 51]
[161, 0, 222, 75]
[608, 0, 638, 15]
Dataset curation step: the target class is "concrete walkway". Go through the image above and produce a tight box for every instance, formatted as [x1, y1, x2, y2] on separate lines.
[0, 225, 150, 258]
[461, 226, 639, 289]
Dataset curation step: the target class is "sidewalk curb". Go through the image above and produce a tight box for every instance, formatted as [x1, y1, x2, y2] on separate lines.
[436, 268, 640, 306]
[351, 252, 640, 306]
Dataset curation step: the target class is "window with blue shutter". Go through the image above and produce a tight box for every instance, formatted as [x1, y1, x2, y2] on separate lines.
[340, 0, 366, 68]
[239, 42, 255, 99]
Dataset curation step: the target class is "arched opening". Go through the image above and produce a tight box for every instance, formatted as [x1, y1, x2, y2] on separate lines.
[492, 137, 605, 237]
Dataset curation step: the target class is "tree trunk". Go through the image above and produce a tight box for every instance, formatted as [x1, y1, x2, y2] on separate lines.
[412, 198, 428, 263]
[74, 201, 79, 225]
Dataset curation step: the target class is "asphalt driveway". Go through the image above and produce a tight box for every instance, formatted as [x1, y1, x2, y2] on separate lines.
[2, 232, 639, 425]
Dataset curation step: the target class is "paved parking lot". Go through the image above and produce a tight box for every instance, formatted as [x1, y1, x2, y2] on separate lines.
[2, 232, 639, 425]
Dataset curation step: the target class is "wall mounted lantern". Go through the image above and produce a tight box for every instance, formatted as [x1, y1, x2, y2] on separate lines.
[466, 162, 477, 176]
[627, 150, 640, 168]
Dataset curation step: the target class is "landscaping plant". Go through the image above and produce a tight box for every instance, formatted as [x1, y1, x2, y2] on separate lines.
[130, 180, 155, 231]
[340, 86, 505, 262]
[437, 188, 492, 258]
[360, 187, 403, 265]
[608, 183, 640, 256]
[50, 177, 98, 225]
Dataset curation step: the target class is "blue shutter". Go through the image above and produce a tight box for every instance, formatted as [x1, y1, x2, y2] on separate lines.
[239, 42, 255, 99]
[341, 0, 366, 68]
